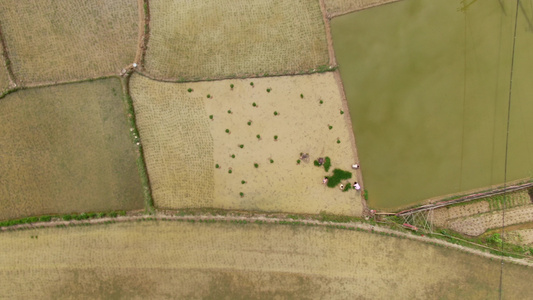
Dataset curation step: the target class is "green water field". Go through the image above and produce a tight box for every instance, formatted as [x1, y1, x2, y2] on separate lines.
[332, 0, 533, 211]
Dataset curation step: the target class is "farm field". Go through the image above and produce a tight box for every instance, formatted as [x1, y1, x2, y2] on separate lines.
[143, 0, 329, 80]
[0, 78, 144, 220]
[331, 0, 533, 211]
[0, 0, 139, 84]
[324, 0, 400, 16]
[130, 72, 362, 216]
[0, 63, 9, 92]
[1, 221, 533, 298]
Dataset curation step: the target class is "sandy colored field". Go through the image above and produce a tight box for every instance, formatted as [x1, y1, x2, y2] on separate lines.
[0, 221, 532, 298]
[130, 72, 362, 215]
[324, 0, 401, 16]
[0, 78, 144, 220]
[143, 0, 329, 80]
[0, 0, 138, 84]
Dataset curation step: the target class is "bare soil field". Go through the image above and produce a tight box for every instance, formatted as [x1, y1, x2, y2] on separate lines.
[0, 221, 532, 298]
[0, 78, 144, 220]
[0, 0, 138, 84]
[143, 0, 329, 80]
[130, 72, 362, 216]
[324, 0, 401, 16]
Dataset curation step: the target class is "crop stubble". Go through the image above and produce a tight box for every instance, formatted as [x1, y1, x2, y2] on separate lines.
[130, 72, 361, 215]
[144, 0, 329, 80]
[0, 221, 532, 298]
[0, 0, 138, 84]
[0, 78, 144, 220]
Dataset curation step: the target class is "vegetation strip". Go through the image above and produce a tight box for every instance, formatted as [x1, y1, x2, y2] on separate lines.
[1, 210, 532, 267]
[122, 75, 154, 213]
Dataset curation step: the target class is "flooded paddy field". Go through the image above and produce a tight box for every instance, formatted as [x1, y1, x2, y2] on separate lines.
[331, 0, 533, 211]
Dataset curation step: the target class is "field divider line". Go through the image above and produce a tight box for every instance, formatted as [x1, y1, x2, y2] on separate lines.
[328, 0, 404, 19]
[0, 21, 17, 88]
[318, 0, 337, 66]
[2, 211, 532, 267]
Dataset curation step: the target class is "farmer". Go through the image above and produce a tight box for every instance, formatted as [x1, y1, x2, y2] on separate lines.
[323, 177, 328, 184]
[353, 181, 361, 191]
[340, 184, 344, 190]
[352, 163, 360, 169]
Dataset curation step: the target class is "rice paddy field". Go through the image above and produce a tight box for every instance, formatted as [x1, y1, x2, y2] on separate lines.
[1, 221, 532, 298]
[324, 0, 400, 16]
[331, 0, 533, 211]
[0, 0, 139, 84]
[0, 62, 9, 93]
[130, 72, 362, 216]
[0, 78, 144, 220]
[143, 0, 329, 80]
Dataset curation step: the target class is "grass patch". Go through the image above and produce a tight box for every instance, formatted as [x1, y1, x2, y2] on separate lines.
[326, 169, 352, 188]
[323, 157, 331, 172]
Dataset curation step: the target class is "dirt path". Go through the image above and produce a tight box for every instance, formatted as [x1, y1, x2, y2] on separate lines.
[2, 212, 531, 267]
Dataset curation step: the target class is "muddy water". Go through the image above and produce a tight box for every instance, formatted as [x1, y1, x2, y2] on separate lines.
[331, 0, 533, 211]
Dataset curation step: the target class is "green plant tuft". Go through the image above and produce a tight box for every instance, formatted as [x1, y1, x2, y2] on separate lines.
[230, 84, 234, 89]
[274, 111, 278, 116]
[215, 164, 220, 169]
[319, 99, 323, 104]
[241, 180, 246, 184]
[337, 139, 341, 144]
[252, 102, 257, 107]
[239, 144, 244, 148]
[274, 135, 278, 140]
[227, 110, 232, 114]
[247, 121, 252, 126]
[225, 129, 230, 133]
[231, 154, 235, 158]
[187, 88, 193, 93]
[209, 115, 213, 119]
[328, 125, 333, 130]
[256, 134, 261, 139]
[240, 192, 244, 197]
[254, 163, 259, 168]
[250, 82, 254, 87]
[326, 169, 352, 188]
[267, 88, 271, 93]
[340, 110, 344, 115]
[300, 94, 304, 98]
[297, 159, 301, 164]
[207, 94, 211, 98]
[324, 157, 331, 172]
[270, 159, 274, 163]
[228, 169, 232, 174]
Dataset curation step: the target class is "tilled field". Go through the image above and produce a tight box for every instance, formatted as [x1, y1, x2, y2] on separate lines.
[130, 72, 362, 215]
[0, 63, 9, 93]
[0, 0, 139, 84]
[0, 78, 144, 220]
[143, 0, 329, 80]
[0, 221, 532, 299]
[449, 205, 533, 237]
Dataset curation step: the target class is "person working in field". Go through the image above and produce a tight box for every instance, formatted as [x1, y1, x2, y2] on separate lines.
[353, 182, 361, 191]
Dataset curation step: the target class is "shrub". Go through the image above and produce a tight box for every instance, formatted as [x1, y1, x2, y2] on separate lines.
[300, 94, 304, 98]
[313, 160, 320, 167]
[254, 163, 259, 168]
[267, 88, 271, 93]
[225, 129, 230, 134]
[207, 94, 211, 98]
[209, 115, 213, 120]
[187, 88, 193, 93]
[230, 84, 234, 89]
[252, 102, 257, 107]
[274, 111, 278, 116]
[297, 159, 301, 164]
[324, 157, 331, 172]
[241, 180, 246, 184]
[326, 169, 352, 188]
[39, 216, 52, 222]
